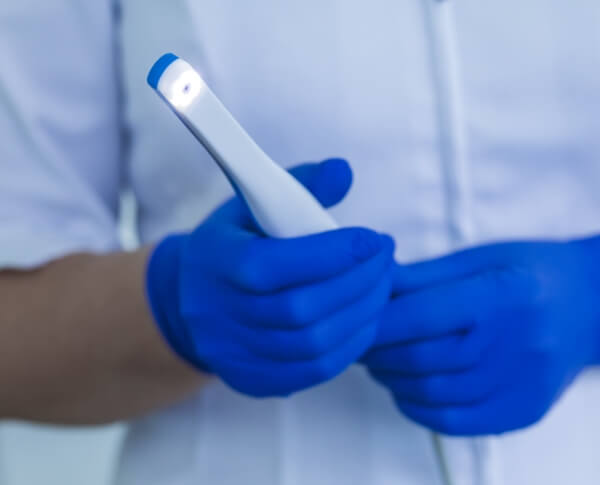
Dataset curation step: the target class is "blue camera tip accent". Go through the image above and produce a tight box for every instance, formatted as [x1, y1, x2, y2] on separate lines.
[147, 53, 179, 89]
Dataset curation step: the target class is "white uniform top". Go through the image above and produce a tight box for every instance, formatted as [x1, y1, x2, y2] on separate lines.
[2, 1, 600, 484]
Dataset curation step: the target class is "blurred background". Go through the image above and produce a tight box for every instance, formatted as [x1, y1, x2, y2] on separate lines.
[0, 422, 123, 485]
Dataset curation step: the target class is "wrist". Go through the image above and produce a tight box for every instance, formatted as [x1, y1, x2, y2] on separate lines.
[146, 234, 208, 371]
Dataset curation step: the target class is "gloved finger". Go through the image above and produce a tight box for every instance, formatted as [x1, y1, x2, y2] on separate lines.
[396, 385, 542, 436]
[232, 237, 394, 326]
[287, 158, 353, 208]
[210, 158, 353, 228]
[374, 269, 533, 348]
[216, 321, 378, 397]
[372, 351, 511, 408]
[372, 278, 481, 347]
[392, 241, 526, 294]
[363, 328, 490, 376]
[396, 354, 562, 436]
[226, 229, 394, 294]
[238, 270, 392, 361]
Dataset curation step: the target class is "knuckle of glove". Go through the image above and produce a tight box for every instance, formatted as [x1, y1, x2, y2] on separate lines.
[396, 401, 462, 436]
[416, 376, 446, 403]
[298, 326, 333, 360]
[307, 355, 339, 384]
[234, 241, 274, 293]
[404, 347, 434, 374]
[280, 292, 317, 327]
[433, 408, 463, 435]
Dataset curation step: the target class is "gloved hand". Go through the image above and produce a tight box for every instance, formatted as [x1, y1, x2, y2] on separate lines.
[363, 238, 600, 435]
[147, 159, 395, 398]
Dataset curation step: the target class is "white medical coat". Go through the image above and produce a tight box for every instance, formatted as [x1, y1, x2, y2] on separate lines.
[1, 1, 600, 484]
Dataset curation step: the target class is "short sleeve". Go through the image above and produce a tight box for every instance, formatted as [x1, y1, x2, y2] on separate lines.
[0, 1, 122, 269]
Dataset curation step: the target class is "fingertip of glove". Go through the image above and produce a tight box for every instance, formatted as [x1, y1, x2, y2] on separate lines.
[312, 158, 353, 207]
[320, 157, 350, 172]
[320, 157, 352, 184]
[347, 228, 390, 262]
[379, 234, 396, 254]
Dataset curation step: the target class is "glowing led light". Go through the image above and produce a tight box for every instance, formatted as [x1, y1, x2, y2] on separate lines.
[167, 69, 205, 109]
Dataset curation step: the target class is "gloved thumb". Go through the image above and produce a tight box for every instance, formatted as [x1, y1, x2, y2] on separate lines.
[288, 158, 353, 208]
[210, 158, 353, 228]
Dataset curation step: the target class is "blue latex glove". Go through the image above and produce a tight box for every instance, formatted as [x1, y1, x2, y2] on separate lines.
[364, 238, 600, 435]
[147, 159, 395, 398]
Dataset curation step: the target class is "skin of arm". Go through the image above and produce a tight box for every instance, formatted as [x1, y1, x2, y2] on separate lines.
[0, 247, 208, 425]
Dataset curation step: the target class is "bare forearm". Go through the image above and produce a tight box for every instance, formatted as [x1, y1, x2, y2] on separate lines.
[0, 248, 207, 425]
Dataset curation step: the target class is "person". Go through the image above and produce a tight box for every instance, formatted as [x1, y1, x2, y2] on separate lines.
[1, 1, 600, 484]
